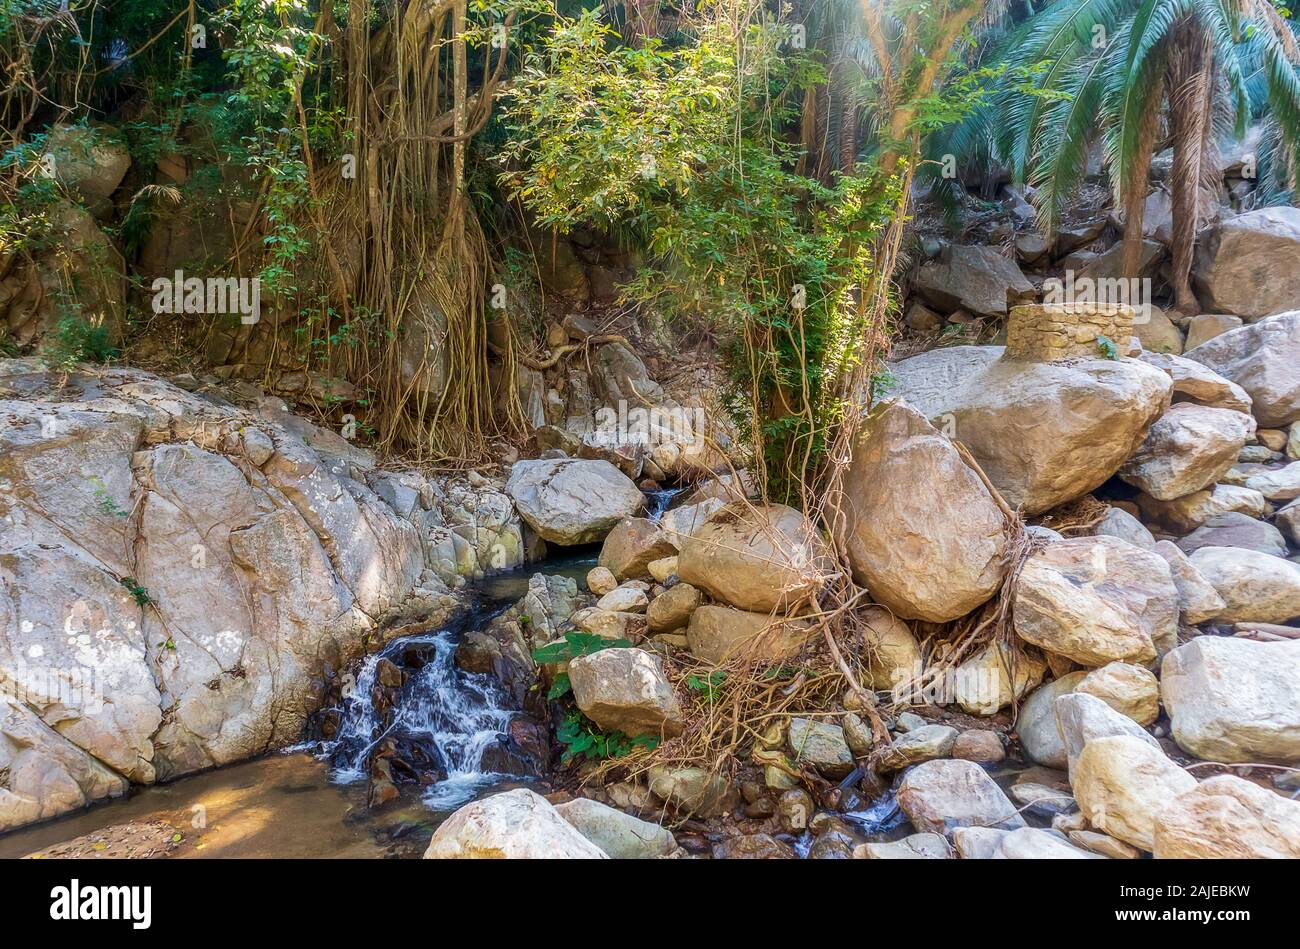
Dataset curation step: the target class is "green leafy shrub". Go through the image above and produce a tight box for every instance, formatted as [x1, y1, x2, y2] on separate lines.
[555, 708, 660, 764]
[531, 631, 631, 699]
[41, 314, 120, 372]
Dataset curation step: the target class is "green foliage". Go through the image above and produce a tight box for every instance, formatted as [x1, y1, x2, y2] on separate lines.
[531, 631, 631, 699]
[89, 476, 129, 518]
[555, 707, 660, 764]
[41, 315, 120, 373]
[119, 577, 153, 607]
[686, 670, 726, 703]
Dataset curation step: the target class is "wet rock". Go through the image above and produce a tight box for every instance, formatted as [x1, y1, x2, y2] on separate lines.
[879, 724, 959, 771]
[1119, 403, 1255, 500]
[568, 648, 684, 738]
[854, 833, 950, 859]
[1187, 546, 1300, 623]
[1055, 692, 1160, 779]
[555, 797, 678, 859]
[1013, 536, 1179, 666]
[777, 789, 814, 832]
[646, 582, 702, 634]
[1075, 662, 1160, 726]
[1183, 311, 1300, 428]
[1175, 512, 1289, 558]
[685, 604, 812, 665]
[1192, 207, 1300, 320]
[829, 401, 1008, 622]
[506, 458, 644, 544]
[889, 347, 1172, 515]
[425, 788, 608, 858]
[951, 729, 1005, 763]
[1072, 735, 1197, 851]
[597, 517, 677, 581]
[1160, 636, 1300, 763]
[787, 718, 855, 779]
[677, 503, 834, 614]
[713, 833, 795, 859]
[1152, 775, 1300, 858]
[897, 759, 1025, 836]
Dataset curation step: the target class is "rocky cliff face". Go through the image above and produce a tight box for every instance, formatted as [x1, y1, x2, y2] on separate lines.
[0, 358, 528, 831]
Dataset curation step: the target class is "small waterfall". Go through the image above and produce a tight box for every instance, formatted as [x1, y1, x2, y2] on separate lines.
[319, 621, 521, 811]
[644, 486, 686, 522]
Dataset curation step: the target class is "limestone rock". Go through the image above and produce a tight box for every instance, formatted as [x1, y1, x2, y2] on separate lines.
[1017, 672, 1086, 769]
[829, 401, 1008, 622]
[1095, 507, 1155, 550]
[595, 584, 649, 613]
[1152, 775, 1300, 858]
[1187, 546, 1300, 623]
[1192, 207, 1300, 320]
[897, 759, 1025, 836]
[1054, 692, 1161, 778]
[1183, 311, 1300, 428]
[586, 566, 618, 595]
[953, 641, 1046, 716]
[685, 605, 812, 665]
[1161, 636, 1300, 763]
[506, 458, 644, 544]
[1175, 511, 1289, 558]
[1072, 735, 1196, 851]
[658, 498, 725, 550]
[913, 244, 1034, 318]
[1245, 461, 1300, 502]
[568, 648, 684, 738]
[993, 827, 1106, 859]
[424, 788, 609, 858]
[1013, 536, 1179, 666]
[860, 607, 922, 693]
[855, 833, 950, 859]
[677, 503, 833, 614]
[1076, 662, 1160, 726]
[1119, 403, 1255, 500]
[554, 797, 678, 859]
[951, 826, 1012, 859]
[1184, 313, 1242, 350]
[597, 517, 677, 580]
[1137, 483, 1265, 533]
[646, 582, 702, 634]
[1136, 350, 1252, 412]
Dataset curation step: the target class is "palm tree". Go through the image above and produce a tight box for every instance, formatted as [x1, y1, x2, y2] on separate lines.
[932, 0, 1300, 313]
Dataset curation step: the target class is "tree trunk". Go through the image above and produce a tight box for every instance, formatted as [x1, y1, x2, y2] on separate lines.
[1167, 21, 1213, 314]
[1120, 73, 1165, 279]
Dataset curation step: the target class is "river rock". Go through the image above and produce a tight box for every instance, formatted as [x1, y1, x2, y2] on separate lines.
[646, 582, 702, 634]
[1095, 507, 1155, 550]
[952, 729, 1005, 763]
[1152, 775, 1300, 859]
[1013, 536, 1179, 666]
[1279, 500, 1300, 546]
[1119, 403, 1255, 500]
[506, 458, 644, 544]
[861, 607, 922, 693]
[890, 347, 1172, 515]
[1072, 735, 1197, 851]
[595, 584, 649, 613]
[586, 566, 618, 595]
[685, 605, 812, 665]
[1136, 350, 1252, 413]
[677, 503, 833, 613]
[855, 833, 951, 859]
[1069, 830, 1140, 859]
[951, 826, 1012, 859]
[1192, 207, 1300, 320]
[597, 517, 677, 580]
[787, 718, 854, 778]
[1008, 783, 1077, 819]
[1187, 546, 1300, 623]
[913, 244, 1034, 318]
[897, 759, 1026, 836]
[1245, 461, 1300, 502]
[953, 641, 1047, 716]
[879, 725, 959, 771]
[1175, 512, 1289, 558]
[1075, 663, 1159, 726]
[647, 556, 678, 583]
[648, 766, 737, 817]
[1017, 672, 1086, 769]
[1054, 692, 1161, 778]
[568, 648, 684, 738]
[424, 788, 609, 858]
[554, 797, 678, 859]
[1161, 636, 1300, 763]
[658, 498, 726, 550]
[713, 833, 796, 860]
[993, 827, 1104, 859]
[829, 401, 1008, 622]
[1183, 311, 1300, 428]
[1137, 483, 1266, 532]
[1154, 540, 1225, 625]
[571, 607, 645, 642]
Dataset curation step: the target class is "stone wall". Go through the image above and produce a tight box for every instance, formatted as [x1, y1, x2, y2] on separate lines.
[1005, 303, 1135, 361]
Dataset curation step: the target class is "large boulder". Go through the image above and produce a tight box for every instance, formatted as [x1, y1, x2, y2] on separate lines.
[424, 788, 609, 858]
[1183, 311, 1300, 428]
[1072, 735, 1197, 851]
[1075, 662, 1160, 726]
[44, 124, 131, 210]
[890, 348, 1171, 515]
[1136, 351, 1251, 412]
[829, 401, 1007, 622]
[506, 458, 644, 544]
[897, 759, 1026, 836]
[1054, 692, 1161, 778]
[597, 517, 676, 580]
[1012, 536, 1180, 666]
[1152, 775, 1300, 859]
[1137, 483, 1265, 533]
[677, 503, 833, 614]
[554, 797, 679, 859]
[568, 648, 684, 738]
[1118, 403, 1255, 500]
[913, 245, 1034, 319]
[1174, 512, 1289, 558]
[1187, 546, 1300, 623]
[685, 605, 812, 665]
[1192, 207, 1300, 320]
[1161, 636, 1300, 763]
